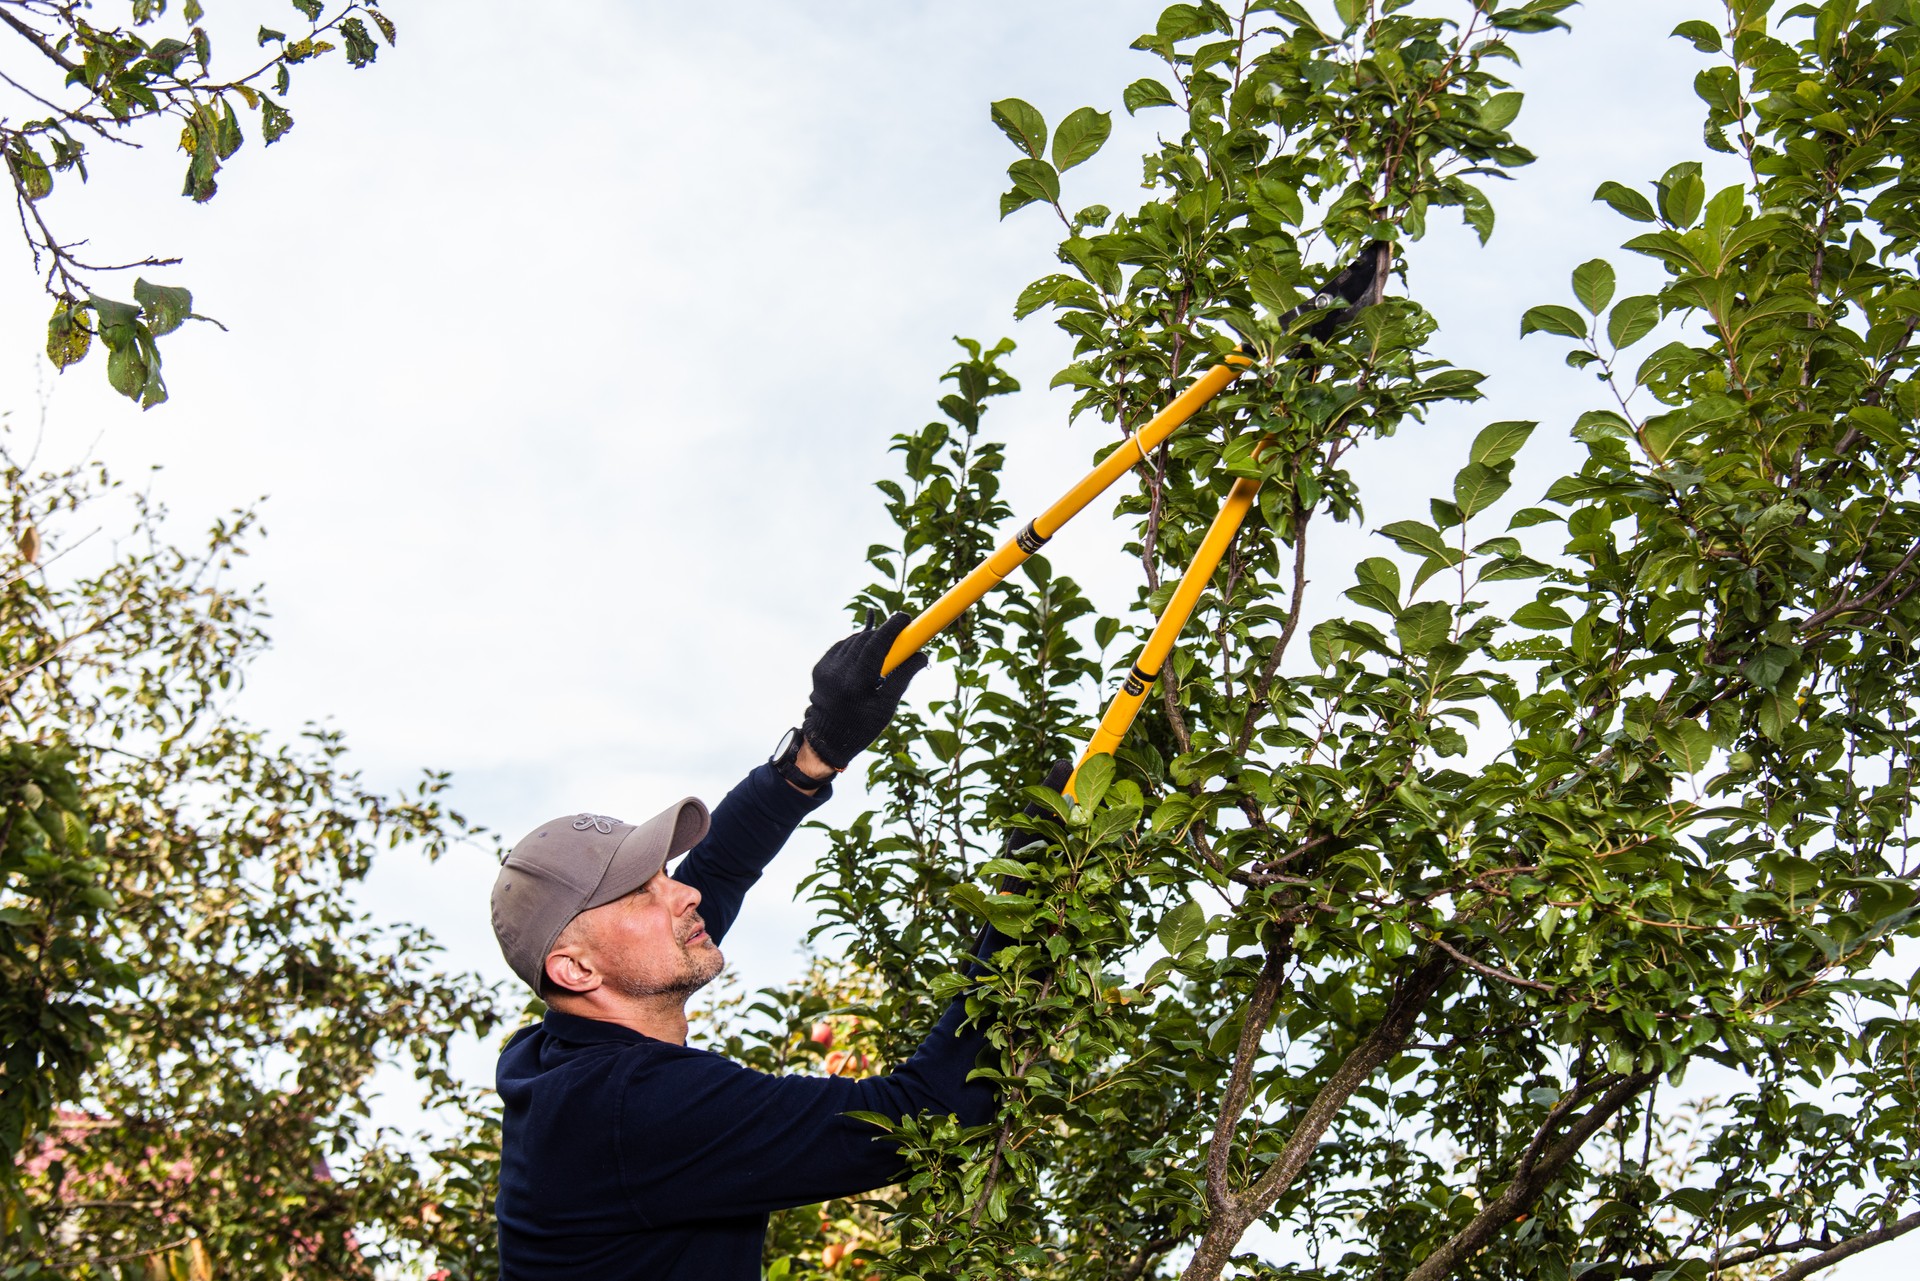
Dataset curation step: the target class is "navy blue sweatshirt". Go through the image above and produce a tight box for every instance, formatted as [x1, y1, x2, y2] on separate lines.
[495, 763, 997, 1279]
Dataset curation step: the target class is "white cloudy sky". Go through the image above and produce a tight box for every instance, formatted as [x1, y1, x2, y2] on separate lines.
[3, 1, 1913, 1274]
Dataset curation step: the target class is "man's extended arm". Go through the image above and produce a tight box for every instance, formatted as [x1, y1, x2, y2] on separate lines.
[616, 991, 995, 1226]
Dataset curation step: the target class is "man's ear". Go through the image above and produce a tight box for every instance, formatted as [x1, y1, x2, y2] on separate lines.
[544, 938, 599, 996]
[545, 948, 595, 998]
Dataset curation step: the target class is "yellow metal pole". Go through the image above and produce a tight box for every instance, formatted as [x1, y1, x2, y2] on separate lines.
[880, 349, 1255, 675]
[1064, 474, 1262, 800]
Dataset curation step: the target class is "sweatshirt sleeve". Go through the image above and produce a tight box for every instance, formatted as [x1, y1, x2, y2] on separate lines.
[672, 763, 830, 944]
[624, 1000, 996, 1226]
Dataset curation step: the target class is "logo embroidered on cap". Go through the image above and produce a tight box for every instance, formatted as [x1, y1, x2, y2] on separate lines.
[571, 814, 620, 834]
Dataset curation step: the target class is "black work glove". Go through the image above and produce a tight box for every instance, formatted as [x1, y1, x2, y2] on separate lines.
[800, 610, 928, 769]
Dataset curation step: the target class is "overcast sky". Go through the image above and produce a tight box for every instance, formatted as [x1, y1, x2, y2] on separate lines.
[3, 1, 1912, 1274]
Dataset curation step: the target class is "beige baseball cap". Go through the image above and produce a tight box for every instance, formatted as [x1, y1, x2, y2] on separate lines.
[490, 798, 711, 993]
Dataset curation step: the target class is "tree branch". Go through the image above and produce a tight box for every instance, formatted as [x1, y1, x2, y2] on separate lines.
[1428, 934, 1557, 996]
[1801, 536, 1920, 634]
[1234, 508, 1312, 754]
[1400, 1071, 1659, 1281]
[1771, 1210, 1920, 1281]
[1182, 953, 1455, 1281]
[1205, 937, 1292, 1219]
[0, 6, 79, 73]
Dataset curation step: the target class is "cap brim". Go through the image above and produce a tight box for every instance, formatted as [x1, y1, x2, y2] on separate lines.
[584, 796, 710, 909]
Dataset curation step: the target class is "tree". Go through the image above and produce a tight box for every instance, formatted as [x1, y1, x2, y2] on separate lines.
[2, 0, 398, 407]
[788, 2, 1920, 1278]
[1, 416, 506, 1278]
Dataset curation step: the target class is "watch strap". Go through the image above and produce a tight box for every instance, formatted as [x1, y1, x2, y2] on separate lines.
[771, 727, 836, 792]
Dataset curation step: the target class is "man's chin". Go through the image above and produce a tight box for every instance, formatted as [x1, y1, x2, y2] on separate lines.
[690, 943, 724, 987]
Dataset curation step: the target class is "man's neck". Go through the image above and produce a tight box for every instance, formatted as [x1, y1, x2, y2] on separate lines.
[548, 992, 691, 1045]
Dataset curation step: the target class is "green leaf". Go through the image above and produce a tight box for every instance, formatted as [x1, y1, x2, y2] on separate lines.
[1051, 107, 1111, 171]
[1511, 600, 1572, 630]
[134, 278, 193, 336]
[290, 0, 323, 20]
[341, 16, 378, 67]
[1572, 259, 1615, 315]
[1002, 157, 1060, 216]
[261, 98, 294, 145]
[7, 141, 53, 201]
[1070, 752, 1114, 811]
[1607, 295, 1661, 349]
[1088, 803, 1141, 847]
[1247, 178, 1302, 228]
[88, 294, 141, 340]
[1479, 91, 1524, 130]
[1455, 181, 1494, 245]
[1594, 180, 1658, 223]
[1331, 0, 1366, 28]
[949, 883, 1039, 936]
[1671, 19, 1722, 52]
[1470, 421, 1536, 468]
[1657, 162, 1705, 227]
[1453, 462, 1512, 518]
[258, 25, 286, 44]
[1757, 691, 1796, 742]
[1156, 898, 1204, 954]
[1345, 570, 1402, 617]
[1520, 305, 1588, 340]
[1508, 507, 1563, 529]
[1379, 520, 1451, 562]
[1123, 77, 1177, 113]
[1022, 783, 1073, 823]
[990, 98, 1047, 159]
[1653, 720, 1716, 774]
[1395, 601, 1452, 654]
[1157, 4, 1227, 40]
[106, 339, 150, 401]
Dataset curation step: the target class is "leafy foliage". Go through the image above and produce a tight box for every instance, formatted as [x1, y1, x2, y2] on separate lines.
[1, 2, 399, 407]
[0, 421, 506, 1278]
[785, 3, 1920, 1279]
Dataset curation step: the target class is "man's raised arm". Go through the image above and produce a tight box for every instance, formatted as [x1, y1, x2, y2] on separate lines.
[672, 610, 929, 943]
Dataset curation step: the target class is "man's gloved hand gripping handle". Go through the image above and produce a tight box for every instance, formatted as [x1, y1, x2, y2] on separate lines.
[801, 610, 929, 769]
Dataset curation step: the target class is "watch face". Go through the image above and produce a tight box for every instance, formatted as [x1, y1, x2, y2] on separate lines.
[773, 726, 801, 761]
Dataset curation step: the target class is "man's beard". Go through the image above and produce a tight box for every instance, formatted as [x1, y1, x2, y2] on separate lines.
[607, 922, 724, 999]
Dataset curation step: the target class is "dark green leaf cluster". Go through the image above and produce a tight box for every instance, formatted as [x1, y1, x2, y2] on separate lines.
[0, 428, 506, 1278]
[773, 3, 1920, 1280]
[2, 2, 399, 407]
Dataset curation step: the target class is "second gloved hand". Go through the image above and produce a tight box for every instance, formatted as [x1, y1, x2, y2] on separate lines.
[801, 610, 928, 769]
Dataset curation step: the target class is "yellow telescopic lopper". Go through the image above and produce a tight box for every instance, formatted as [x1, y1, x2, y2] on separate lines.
[1063, 474, 1261, 799]
[878, 347, 1257, 676]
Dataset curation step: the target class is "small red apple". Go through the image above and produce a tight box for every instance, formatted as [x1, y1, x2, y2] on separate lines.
[809, 1020, 834, 1047]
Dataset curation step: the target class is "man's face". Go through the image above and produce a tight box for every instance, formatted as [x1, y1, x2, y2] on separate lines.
[559, 868, 723, 1000]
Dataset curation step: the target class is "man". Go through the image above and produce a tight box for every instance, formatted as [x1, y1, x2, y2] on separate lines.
[490, 612, 998, 1278]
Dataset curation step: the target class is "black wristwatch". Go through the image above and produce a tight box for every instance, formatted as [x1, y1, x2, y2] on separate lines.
[771, 727, 837, 793]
